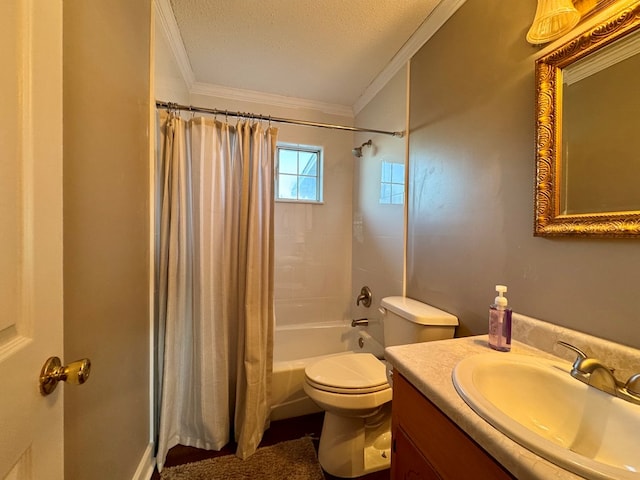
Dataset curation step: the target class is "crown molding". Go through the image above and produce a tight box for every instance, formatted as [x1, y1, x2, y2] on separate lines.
[190, 82, 354, 117]
[353, 0, 467, 115]
[154, 0, 195, 88]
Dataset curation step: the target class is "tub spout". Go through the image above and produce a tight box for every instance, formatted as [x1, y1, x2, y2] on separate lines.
[351, 318, 369, 327]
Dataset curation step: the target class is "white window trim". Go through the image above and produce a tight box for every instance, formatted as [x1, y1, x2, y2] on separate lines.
[275, 143, 324, 204]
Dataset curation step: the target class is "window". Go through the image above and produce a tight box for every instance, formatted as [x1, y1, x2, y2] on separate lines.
[276, 144, 323, 203]
[380, 160, 405, 205]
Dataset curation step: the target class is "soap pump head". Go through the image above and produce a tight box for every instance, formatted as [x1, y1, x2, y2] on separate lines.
[494, 285, 508, 308]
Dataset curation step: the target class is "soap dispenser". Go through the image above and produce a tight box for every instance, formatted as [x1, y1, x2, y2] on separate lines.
[488, 285, 512, 352]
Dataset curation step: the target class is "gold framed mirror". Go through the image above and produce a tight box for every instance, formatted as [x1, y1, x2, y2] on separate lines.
[534, 2, 640, 237]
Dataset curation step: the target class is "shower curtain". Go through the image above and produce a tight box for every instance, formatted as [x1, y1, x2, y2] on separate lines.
[155, 110, 277, 470]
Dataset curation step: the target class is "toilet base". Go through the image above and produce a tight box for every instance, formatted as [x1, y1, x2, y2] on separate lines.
[317, 403, 391, 478]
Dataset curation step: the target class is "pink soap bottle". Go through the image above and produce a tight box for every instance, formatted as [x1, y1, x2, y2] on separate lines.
[488, 285, 512, 352]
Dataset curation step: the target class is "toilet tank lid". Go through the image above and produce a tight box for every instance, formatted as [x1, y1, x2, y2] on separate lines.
[380, 296, 459, 326]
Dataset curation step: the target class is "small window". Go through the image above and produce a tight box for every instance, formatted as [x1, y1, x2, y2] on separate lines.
[380, 160, 405, 205]
[276, 144, 323, 203]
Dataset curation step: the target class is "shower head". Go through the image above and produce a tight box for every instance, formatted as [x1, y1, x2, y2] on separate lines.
[352, 139, 373, 158]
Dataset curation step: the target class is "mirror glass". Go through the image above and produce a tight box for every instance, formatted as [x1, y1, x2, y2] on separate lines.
[533, 3, 640, 237]
[561, 31, 640, 215]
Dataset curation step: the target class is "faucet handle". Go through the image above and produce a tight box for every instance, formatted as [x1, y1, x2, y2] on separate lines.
[625, 373, 640, 396]
[556, 341, 588, 369]
[356, 286, 372, 308]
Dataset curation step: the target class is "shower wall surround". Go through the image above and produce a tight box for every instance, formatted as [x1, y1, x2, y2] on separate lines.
[352, 66, 408, 343]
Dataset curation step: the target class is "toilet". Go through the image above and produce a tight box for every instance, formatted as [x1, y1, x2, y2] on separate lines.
[303, 296, 458, 478]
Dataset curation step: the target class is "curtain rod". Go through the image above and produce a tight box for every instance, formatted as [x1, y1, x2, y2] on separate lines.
[156, 101, 404, 138]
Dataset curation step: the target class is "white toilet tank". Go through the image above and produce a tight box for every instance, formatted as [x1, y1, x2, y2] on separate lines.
[381, 296, 458, 347]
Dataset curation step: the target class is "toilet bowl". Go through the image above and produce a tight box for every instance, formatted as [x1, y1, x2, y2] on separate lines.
[303, 353, 392, 478]
[304, 296, 459, 478]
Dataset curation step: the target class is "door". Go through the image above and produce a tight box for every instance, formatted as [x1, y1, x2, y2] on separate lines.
[0, 1, 64, 478]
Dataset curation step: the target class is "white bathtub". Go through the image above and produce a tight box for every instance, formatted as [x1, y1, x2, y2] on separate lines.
[271, 323, 384, 421]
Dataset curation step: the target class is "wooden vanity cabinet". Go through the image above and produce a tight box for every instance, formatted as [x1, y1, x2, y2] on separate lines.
[391, 371, 515, 480]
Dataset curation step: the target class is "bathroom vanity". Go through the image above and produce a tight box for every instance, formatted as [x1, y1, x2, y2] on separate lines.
[386, 313, 640, 480]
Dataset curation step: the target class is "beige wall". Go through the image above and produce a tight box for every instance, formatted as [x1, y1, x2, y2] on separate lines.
[352, 66, 408, 342]
[407, 0, 640, 349]
[63, 1, 151, 478]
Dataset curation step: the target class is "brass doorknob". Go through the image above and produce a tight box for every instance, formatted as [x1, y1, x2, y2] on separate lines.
[39, 356, 91, 396]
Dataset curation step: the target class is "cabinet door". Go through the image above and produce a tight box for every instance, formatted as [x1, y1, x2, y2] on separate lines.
[392, 372, 515, 480]
[392, 426, 442, 480]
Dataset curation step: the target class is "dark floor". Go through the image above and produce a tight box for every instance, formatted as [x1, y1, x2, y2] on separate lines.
[151, 412, 390, 480]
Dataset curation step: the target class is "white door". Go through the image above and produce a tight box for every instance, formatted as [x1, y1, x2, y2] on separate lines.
[0, 1, 64, 479]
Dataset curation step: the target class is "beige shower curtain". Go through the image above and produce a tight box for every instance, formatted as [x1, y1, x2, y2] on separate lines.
[156, 111, 277, 470]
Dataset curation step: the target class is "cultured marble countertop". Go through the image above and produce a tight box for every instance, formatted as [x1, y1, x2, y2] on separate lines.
[385, 336, 585, 480]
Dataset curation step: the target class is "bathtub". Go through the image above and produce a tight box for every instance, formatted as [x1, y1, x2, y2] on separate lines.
[271, 322, 384, 421]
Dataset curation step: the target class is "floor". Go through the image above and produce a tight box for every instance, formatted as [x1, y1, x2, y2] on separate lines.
[151, 412, 390, 480]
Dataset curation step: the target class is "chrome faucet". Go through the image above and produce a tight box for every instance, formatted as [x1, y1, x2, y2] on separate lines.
[557, 341, 640, 405]
[351, 318, 369, 327]
[356, 286, 372, 308]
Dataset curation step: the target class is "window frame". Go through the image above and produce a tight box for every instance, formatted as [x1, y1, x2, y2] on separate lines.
[275, 143, 324, 204]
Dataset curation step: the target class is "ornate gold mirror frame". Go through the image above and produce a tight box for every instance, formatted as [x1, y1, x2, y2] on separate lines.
[534, 2, 640, 237]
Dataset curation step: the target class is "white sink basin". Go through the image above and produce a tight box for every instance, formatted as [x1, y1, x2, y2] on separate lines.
[453, 353, 640, 480]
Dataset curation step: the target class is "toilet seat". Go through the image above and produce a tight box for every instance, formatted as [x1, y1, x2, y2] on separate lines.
[305, 378, 389, 394]
[305, 353, 389, 394]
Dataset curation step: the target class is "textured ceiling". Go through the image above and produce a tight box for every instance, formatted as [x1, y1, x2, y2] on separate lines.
[169, 0, 442, 108]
